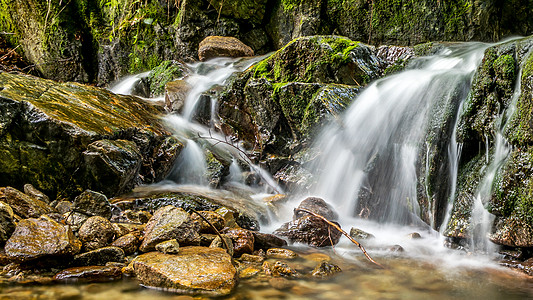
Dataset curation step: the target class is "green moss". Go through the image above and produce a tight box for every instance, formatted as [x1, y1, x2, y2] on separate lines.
[148, 60, 185, 96]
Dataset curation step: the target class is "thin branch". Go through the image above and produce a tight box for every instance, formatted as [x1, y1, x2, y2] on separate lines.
[295, 208, 385, 269]
[189, 208, 231, 253]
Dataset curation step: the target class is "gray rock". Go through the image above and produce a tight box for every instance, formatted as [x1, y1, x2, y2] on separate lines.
[349, 228, 375, 240]
[23, 184, 50, 204]
[73, 190, 112, 219]
[155, 239, 180, 254]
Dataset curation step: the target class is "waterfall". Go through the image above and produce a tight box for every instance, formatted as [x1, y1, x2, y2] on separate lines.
[311, 43, 489, 226]
[108, 71, 150, 95]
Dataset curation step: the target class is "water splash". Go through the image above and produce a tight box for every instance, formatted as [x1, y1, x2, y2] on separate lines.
[108, 71, 150, 95]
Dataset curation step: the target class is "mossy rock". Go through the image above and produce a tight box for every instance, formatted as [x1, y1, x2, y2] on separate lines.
[148, 60, 186, 97]
[0, 72, 181, 199]
[252, 35, 381, 86]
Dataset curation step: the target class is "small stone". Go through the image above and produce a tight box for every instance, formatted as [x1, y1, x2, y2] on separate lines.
[4, 186, 54, 219]
[155, 239, 180, 254]
[210, 235, 234, 257]
[388, 245, 405, 252]
[271, 261, 301, 278]
[23, 184, 50, 204]
[55, 201, 73, 214]
[225, 228, 254, 257]
[71, 246, 125, 266]
[311, 261, 342, 278]
[269, 277, 295, 290]
[252, 231, 288, 250]
[78, 216, 116, 251]
[198, 36, 254, 61]
[54, 265, 122, 283]
[239, 267, 260, 279]
[73, 190, 112, 219]
[64, 212, 89, 232]
[190, 211, 225, 234]
[239, 253, 264, 263]
[349, 228, 375, 240]
[406, 232, 422, 239]
[266, 248, 298, 259]
[111, 233, 139, 255]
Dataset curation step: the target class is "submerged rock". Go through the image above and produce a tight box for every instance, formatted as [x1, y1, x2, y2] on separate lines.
[131, 247, 238, 296]
[5, 216, 81, 262]
[54, 265, 122, 283]
[0, 72, 180, 199]
[140, 205, 200, 252]
[198, 36, 254, 61]
[311, 261, 342, 278]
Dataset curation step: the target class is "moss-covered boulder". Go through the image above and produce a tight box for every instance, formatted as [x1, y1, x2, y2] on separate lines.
[445, 36, 533, 247]
[0, 72, 181, 200]
[217, 36, 378, 165]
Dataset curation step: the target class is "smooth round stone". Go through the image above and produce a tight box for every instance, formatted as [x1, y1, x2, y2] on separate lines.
[266, 248, 298, 259]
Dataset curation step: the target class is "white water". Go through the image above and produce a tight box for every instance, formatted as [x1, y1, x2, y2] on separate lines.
[310, 44, 488, 227]
[108, 71, 150, 95]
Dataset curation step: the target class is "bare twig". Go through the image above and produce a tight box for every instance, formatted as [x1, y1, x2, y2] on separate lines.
[295, 208, 385, 268]
[189, 208, 231, 253]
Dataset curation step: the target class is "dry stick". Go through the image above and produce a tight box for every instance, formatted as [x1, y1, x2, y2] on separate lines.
[189, 209, 230, 253]
[295, 208, 385, 269]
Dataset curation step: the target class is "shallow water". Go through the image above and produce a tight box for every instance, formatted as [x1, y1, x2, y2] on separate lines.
[1, 247, 531, 300]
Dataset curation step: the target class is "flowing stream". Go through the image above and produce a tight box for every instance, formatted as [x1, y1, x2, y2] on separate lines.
[89, 45, 533, 299]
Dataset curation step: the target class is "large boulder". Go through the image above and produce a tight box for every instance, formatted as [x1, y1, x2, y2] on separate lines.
[274, 215, 342, 247]
[130, 247, 238, 296]
[5, 215, 81, 262]
[0, 72, 182, 199]
[445, 36, 533, 247]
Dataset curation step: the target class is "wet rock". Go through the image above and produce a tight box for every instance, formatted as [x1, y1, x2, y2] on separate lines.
[131, 247, 238, 296]
[252, 231, 288, 250]
[0, 201, 15, 244]
[55, 201, 73, 215]
[311, 261, 342, 278]
[349, 228, 375, 240]
[209, 235, 234, 257]
[274, 215, 342, 247]
[165, 80, 191, 112]
[190, 211, 226, 234]
[73, 190, 112, 219]
[71, 246, 125, 266]
[239, 253, 264, 263]
[78, 216, 116, 251]
[23, 184, 50, 204]
[64, 212, 89, 232]
[198, 36, 254, 61]
[294, 197, 338, 221]
[269, 277, 295, 290]
[0, 72, 178, 200]
[4, 187, 54, 219]
[266, 248, 298, 259]
[111, 233, 140, 255]
[155, 239, 180, 254]
[270, 261, 301, 278]
[5, 215, 81, 262]
[240, 266, 261, 279]
[148, 60, 186, 97]
[140, 205, 200, 252]
[54, 265, 122, 283]
[388, 245, 405, 252]
[111, 223, 130, 238]
[225, 228, 254, 257]
[303, 252, 331, 262]
[406, 232, 422, 239]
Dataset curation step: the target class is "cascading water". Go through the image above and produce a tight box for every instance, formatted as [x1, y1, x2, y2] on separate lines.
[311, 43, 489, 228]
[108, 71, 151, 96]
